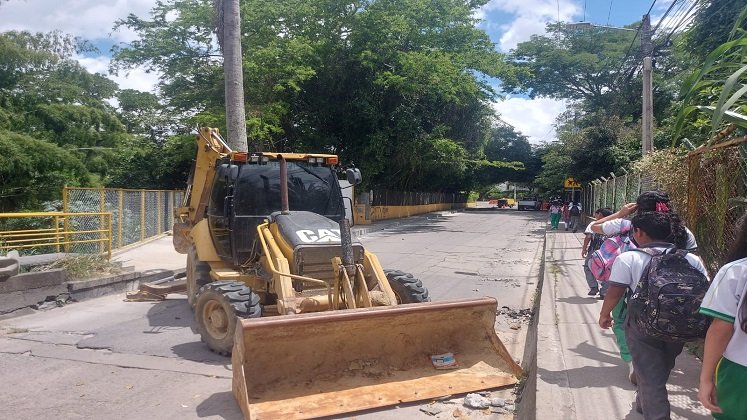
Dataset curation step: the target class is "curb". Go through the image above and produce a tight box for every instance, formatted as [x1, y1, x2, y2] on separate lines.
[515, 228, 547, 420]
[535, 231, 576, 418]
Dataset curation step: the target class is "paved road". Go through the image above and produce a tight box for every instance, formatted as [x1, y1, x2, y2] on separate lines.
[0, 209, 546, 420]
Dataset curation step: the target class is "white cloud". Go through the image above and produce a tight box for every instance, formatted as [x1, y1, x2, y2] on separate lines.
[0, 0, 155, 42]
[74, 54, 161, 93]
[1, 1, 163, 92]
[493, 97, 567, 144]
[479, 0, 580, 52]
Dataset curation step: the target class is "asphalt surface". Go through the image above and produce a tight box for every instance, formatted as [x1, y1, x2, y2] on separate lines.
[0, 207, 546, 420]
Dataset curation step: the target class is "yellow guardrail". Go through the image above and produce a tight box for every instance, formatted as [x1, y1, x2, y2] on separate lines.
[0, 212, 112, 259]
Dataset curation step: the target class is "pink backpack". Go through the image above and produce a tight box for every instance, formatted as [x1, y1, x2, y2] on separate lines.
[588, 220, 636, 282]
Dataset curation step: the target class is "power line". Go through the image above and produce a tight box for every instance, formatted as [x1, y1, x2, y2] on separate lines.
[606, 0, 613, 26]
[651, 0, 681, 36]
[584, 0, 587, 21]
[646, 0, 658, 16]
[611, 0, 658, 91]
[659, 0, 700, 47]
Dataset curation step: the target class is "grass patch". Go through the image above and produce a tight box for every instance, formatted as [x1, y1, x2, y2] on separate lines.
[33, 254, 122, 280]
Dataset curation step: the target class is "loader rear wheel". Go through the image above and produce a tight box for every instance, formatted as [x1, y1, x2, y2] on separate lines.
[384, 270, 430, 304]
[194, 281, 262, 355]
[186, 247, 211, 307]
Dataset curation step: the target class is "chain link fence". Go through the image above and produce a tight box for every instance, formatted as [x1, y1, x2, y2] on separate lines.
[685, 138, 747, 273]
[582, 136, 747, 275]
[63, 188, 184, 250]
[583, 172, 646, 213]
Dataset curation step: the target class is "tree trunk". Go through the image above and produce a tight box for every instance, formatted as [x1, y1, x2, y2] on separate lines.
[223, 0, 248, 152]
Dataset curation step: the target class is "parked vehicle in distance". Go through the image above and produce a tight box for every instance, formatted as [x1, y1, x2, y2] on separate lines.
[517, 197, 541, 211]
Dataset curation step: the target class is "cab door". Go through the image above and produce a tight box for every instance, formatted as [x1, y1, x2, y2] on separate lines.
[206, 164, 236, 260]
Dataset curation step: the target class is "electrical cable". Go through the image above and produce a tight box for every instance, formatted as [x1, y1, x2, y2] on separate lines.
[651, 0, 681, 36]
[659, 0, 700, 47]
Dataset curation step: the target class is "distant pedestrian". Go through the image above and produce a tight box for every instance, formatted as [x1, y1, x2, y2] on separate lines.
[599, 211, 708, 419]
[568, 202, 582, 232]
[698, 214, 747, 420]
[582, 208, 613, 297]
[562, 202, 570, 230]
[549, 201, 562, 230]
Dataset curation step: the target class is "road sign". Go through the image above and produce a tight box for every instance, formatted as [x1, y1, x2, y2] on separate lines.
[564, 177, 581, 189]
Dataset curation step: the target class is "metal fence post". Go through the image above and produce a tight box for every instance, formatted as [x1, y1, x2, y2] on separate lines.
[118, 190, 124, 249]
[157, 192, 163, 234]
[140, 190, 146, 242]
[62, 187, 70, 253]
[99, 189, 106, 254]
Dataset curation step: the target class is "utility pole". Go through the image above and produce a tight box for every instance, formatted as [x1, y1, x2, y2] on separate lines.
[222, 0, 248, 152]
[641, 13, 653, 154]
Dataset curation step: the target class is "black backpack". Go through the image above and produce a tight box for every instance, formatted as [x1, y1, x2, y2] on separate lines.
[628, 247, 711, 343]
[570, 204, 581, 216]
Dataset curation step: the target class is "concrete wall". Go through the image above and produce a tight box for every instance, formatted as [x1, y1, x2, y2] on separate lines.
[354, 203, 467, 225]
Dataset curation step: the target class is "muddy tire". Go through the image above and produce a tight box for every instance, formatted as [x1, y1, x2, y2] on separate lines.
[384, 270, 430, 304]
[186, 246, 211, 307]
[194, 281, 262, 355]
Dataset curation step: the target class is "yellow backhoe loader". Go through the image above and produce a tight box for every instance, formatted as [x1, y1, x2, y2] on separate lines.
[150, 127, 520, 419]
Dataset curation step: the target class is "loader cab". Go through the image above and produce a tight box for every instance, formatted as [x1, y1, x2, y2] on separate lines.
[207, 153, 354, 265]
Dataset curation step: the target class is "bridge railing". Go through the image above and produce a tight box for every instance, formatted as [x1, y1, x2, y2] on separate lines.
[63, 187, 184, 250]
[0, 212, 112, 259]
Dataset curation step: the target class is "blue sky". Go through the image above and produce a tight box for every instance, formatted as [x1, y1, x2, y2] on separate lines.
[0, 0, 681, 143]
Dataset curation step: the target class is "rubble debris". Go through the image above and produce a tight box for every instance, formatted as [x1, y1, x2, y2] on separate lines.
[490, 397, 506, 407]
[420, 403, 445, 416]
[463, 393, 490, 409]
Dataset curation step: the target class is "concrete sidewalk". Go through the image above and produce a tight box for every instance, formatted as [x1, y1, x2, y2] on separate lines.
[536, 230, 710, 420]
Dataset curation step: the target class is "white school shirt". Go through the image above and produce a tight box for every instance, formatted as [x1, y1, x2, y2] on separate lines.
[699, 257, 747, 366]
[608, 246, 709, 293]
[601, 218, 698, 251]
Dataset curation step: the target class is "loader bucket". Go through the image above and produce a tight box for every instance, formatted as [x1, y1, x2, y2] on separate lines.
[231, 297, 522, 420]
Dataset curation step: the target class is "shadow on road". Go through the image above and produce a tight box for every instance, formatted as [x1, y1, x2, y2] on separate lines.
[143, 298, 229, 364]
[196, 391, 243, 419]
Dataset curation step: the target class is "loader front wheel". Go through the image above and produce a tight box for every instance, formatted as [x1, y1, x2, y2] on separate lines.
[194, 281, 262, 355]
[384, 270, 430, 304]
[186, 247, 211, 307]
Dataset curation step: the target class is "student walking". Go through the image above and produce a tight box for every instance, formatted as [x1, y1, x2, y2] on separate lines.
[698, 215, 747, 420]
[599, 211, 709, 419]
[568, 202, 582, 232]
[582, 208, 613, 297]
[549, 201, 562, 230]
[561, 202, 570, 230]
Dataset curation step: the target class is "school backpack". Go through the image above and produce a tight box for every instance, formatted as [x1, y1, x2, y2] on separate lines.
[588, 221, 635, 282]
[628, 247, 711, 343]
[570, 204, 581, 216]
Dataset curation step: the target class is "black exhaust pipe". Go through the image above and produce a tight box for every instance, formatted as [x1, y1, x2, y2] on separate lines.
[278, 155, 289, 215]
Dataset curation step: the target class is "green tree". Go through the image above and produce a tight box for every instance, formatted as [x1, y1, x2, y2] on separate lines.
[0, 130, 89, 211]
[112, 0, 517, 192]
[0, 31, 129, 184]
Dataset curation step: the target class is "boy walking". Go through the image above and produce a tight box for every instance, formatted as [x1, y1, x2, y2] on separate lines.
[599, 211, 709, 419]
[568, 202, 581, 232]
